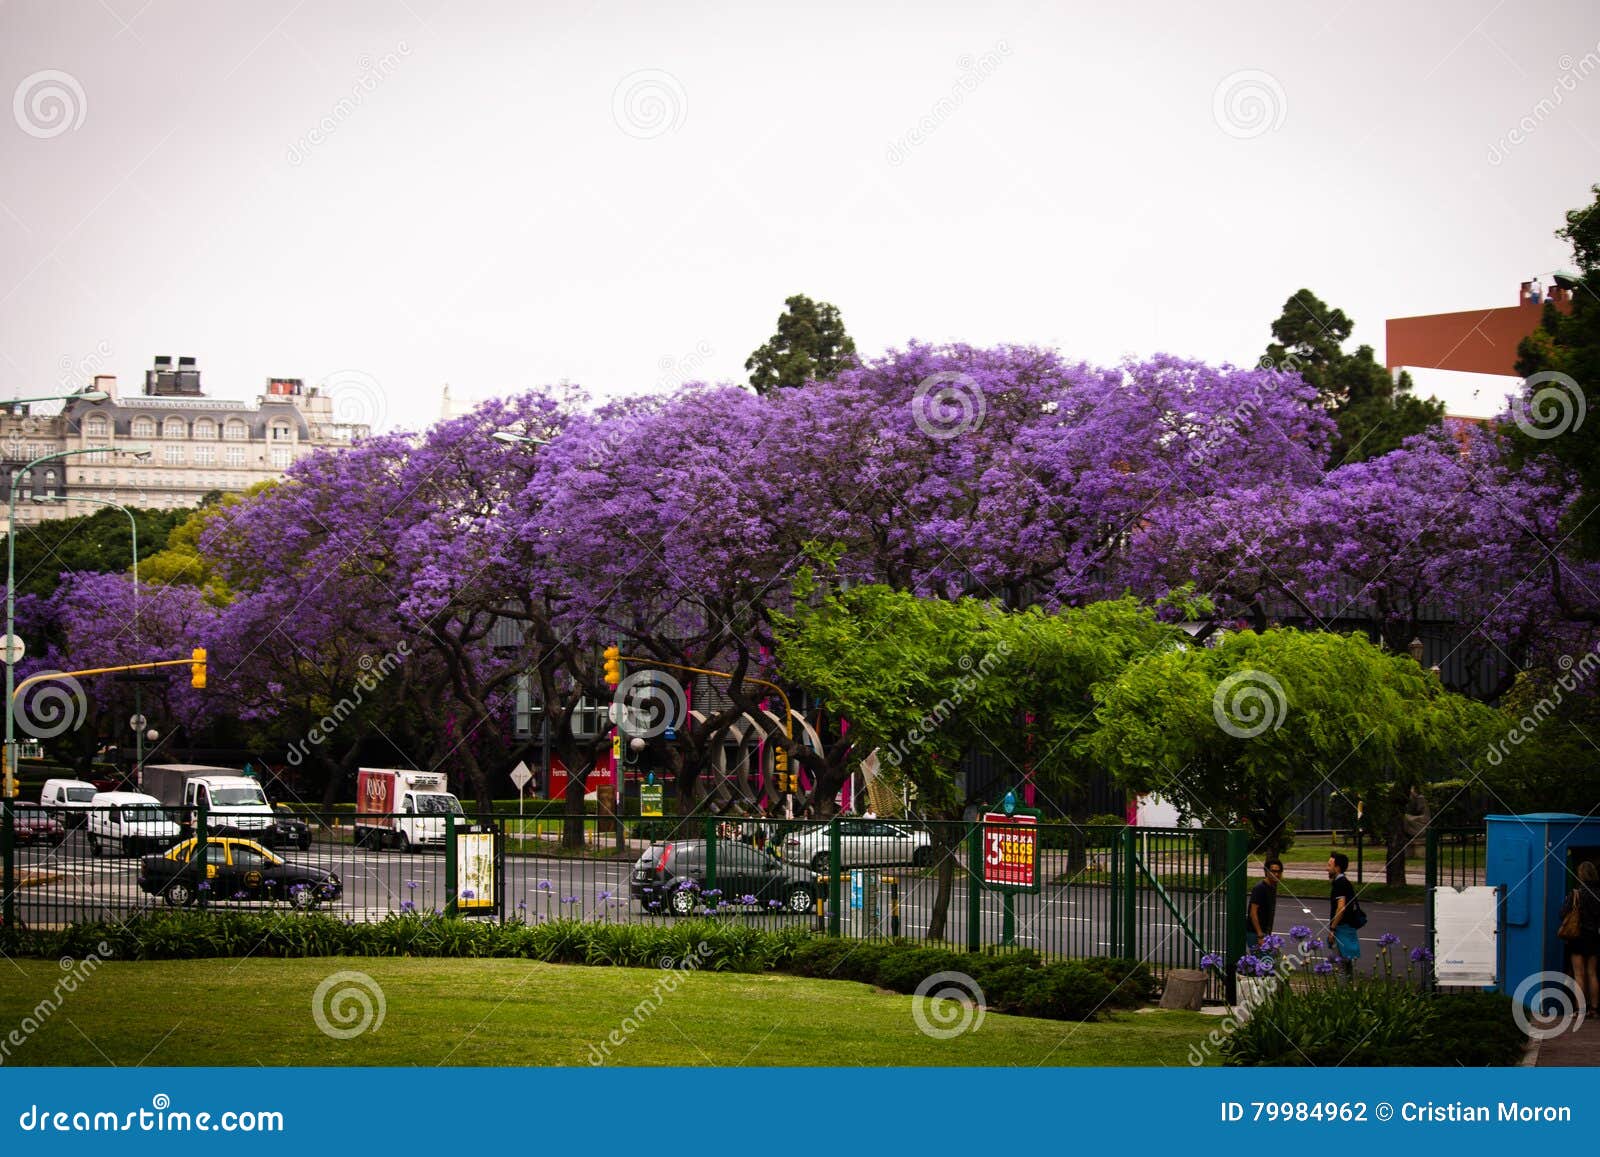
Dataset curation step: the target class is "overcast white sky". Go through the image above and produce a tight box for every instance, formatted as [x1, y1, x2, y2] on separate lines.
[2, 0, 1598, 430]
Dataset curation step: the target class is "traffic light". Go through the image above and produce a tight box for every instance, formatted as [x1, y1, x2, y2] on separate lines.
[190, 647, 207, 689]
[602, 645, 622, 687]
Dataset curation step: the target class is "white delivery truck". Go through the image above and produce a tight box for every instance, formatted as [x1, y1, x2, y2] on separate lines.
[140, 763, 277, 841]
[354, 768, 465, 852]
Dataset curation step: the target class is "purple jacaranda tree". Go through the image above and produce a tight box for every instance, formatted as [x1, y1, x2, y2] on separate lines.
[22, 572, 219, 777]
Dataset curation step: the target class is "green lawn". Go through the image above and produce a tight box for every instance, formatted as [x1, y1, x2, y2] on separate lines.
[0, 958, 1216, 1067]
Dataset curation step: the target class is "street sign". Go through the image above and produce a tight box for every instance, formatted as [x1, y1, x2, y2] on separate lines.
[0, 634, 24, 664]
[128, 714, 147, 731]
[981, 809, 1041, 892]
[509, 761, 533, 791]
[640, 783, 663, 817]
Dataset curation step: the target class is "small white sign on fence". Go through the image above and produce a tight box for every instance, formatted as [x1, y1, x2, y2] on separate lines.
[1433, 886, 1499, 986]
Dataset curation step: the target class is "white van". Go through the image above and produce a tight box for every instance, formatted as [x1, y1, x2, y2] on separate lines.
[86, 791, 182, 857]
[40, 779, 99, 827]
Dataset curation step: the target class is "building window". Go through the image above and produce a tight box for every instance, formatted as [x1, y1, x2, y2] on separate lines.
[83, 415, 109, 438]
[226, 446, 245, 468]
[270, 447, 291, 470]
[193, 417, 217, 440]
[270, 422, 291, 441]
[131, 416, 156, 439]
[162, 416, 186, 439]
[193, 445, 215, 466]
[163, 445, 184, 465]
[224, 420, 248, 441]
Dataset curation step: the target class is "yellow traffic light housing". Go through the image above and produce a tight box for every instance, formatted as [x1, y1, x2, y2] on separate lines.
[602, 645, 622, 687]
[190, 647, 207, 689]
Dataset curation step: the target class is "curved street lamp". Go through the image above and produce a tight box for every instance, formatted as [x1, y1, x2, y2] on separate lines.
[4, 443, 152, 796]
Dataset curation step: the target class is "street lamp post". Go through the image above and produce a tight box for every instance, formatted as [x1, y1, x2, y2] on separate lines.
[5, 441, 150, 796]
[33, 493, 144, 776]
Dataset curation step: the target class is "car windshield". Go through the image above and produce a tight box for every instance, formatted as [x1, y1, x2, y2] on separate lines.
[64, 787, 96, 802]
[125, 806, 168, 822]
[414, 793, 463, 815]
[209, 787, 268, 807]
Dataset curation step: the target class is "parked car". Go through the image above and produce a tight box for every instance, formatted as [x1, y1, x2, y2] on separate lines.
[85, 791, 182, 857]
[39, 778, 98, 827]
[137, 837, 341, 909]
[273, 806, 313, 851]
[11, 803, 66, 847]
[631, 839, 819, 916]
[785, 818, 936, 874]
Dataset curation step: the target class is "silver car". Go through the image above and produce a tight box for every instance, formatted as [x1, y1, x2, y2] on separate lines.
[785, 818, 936, 874]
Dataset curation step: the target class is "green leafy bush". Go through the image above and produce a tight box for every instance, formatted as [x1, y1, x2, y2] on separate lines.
[873, 948, 970, 994]
[1222, 981, 1525, 1067]
[1076, 956, 1157, 1008]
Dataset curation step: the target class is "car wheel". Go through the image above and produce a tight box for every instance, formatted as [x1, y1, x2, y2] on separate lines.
[88, 833, 102, 857]
[164, 881, 195, 908]
[785, 885, 815, 914]
[290, 887, 318, 911]
[809, 852, 829, 874]
[298, 835, 312, 851]
[120, 838, 132, 858]
[912, 846, 935, 868]
[396, 832, 411, 854]
[668, 888, 696, 917]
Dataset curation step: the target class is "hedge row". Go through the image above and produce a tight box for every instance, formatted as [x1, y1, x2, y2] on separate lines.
[786, 940, 1155, 1021]
[19, 913, 1152, 1024]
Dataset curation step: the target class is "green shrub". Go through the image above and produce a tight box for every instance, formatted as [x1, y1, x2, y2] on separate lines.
[1219, 979, 1516, 1067]
[1008, 964, 1115, 1021]
[873, 948, 970, 994]
[1076, 957, 1157, 1007]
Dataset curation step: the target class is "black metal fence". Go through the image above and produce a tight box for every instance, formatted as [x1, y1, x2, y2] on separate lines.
[2, 805, 1246, 987]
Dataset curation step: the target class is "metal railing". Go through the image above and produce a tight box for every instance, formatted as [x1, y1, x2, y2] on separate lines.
[1, 805, 1246, 988]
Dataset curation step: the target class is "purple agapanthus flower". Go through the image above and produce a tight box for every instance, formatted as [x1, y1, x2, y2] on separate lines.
[561, 895, 578, 904]
[597, 889, 612, 902]
[1200, 953, 1223, 970]
[537, 880, 552, 892]
[1238, 953, 1262, 974]
[739, 894, 757, 905]
[1313, 961, 1334, 975]
[1307, 938, 1324, 951]
[767, 899, 782, 909]
[1377, 932, 1400, 948]
[1261, 934, 1285, 951]
[460, 889, 476, 900]
[401, 900, 416, 913]
[1410, 946, 1434, 964]
[1289, 924, 1312, 940]
[406, 880, 419, 891]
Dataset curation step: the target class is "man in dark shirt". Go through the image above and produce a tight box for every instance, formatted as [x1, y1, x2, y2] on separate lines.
[1327, 852, 1362, 973]
[1247, 859, 1282, 953]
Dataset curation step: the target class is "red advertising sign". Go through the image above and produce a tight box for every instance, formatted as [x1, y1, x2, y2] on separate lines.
[982, 811, 1040, 892]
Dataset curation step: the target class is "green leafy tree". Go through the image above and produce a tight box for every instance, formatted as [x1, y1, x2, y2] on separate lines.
[1514, 182, 1600, 558]
[745, 294, 857, 395]
[1, 506, 189, 600]
[1265, 289, 1444, 464]
[1089, 629, 1498, 864]
[774, 575, 1179, 937]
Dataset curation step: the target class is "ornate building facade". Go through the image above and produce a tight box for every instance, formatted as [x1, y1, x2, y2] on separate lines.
[2, 356, 369, 531]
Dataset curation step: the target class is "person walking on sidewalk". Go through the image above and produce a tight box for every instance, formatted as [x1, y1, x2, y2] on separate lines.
[1247, 858, 1282, 954]
[1560, 860, 1600, 1015]
[1327, 852, 1362, 975]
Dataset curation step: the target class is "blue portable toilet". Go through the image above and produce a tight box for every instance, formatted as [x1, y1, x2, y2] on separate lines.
[1485, 813, 1600, 1003]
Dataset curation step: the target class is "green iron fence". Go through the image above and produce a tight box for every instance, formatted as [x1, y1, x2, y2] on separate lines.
[1, 804, 1246, 994]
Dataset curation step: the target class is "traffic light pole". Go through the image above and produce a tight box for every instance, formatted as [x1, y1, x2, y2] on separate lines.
[10, 653, 207, 716]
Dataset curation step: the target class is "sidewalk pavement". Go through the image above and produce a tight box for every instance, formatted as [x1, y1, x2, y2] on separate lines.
[1532, 1017, 1600, 1066]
